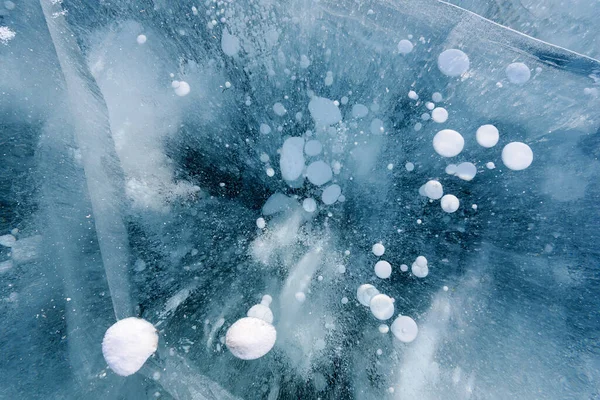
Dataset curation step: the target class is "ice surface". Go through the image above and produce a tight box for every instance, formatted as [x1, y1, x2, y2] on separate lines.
[1, 0, 600, 398]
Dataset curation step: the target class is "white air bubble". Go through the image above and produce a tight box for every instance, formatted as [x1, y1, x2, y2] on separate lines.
[438, 49, 470, 77]
[391, 316, 418, 343]
[502, 142, 533, 170]
[441, 194, 460, 213]
[476, 124, 499, 148]
[433, 129, 464, 157]
[431, 107, 448, 123]
[303, 198, 317, 213]
[372, 243, 385, 257]
[506, 62, 531, 84]
[374, 260, 392, 279]
[397, 39, 414, 55]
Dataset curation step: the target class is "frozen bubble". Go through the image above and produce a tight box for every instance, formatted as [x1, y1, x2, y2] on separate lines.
[400, 264, 409, 272]
[357, 284, 380, 306]
[506, 62, 531, 84]
[445, 164, 457, 175]
[414, 123, 422, 131]
[431, 107, 448, 123]
[4, 1, 15, 10]
[324, 71, 334, 86]
[261, 295, 273, 306]
[408, 90, 419, 100]
[405, 162, 415, 172]
[225, 317, 276, 360]
[443, 286, 449, 291]
[378, 324, 389, 334]
[322, 184, 342, 205]
[415, 256, 427, 267]
[411, 262, 429, 278]
[174, 81, 190, 96]
[423, 180, 443, 200]
[304, 140, 323, 156]
[372, 243, 385, 257]
[351, 104, 369, 118]
[306, 161, 333, 186]
[136, 34, 147, 44]
[303, 198, 317, 213]
[370, 294, 395, 320]
[374, 260, 392, 279]
[266, 168, 275, 177]
[247, 304, 274, 324]
[341, 297, 349, 304]
[472, 204, 478, 210]
[370, 118, 385, 135]
[221, 28, 240, 56]
[260, 123, 272, 135]
[454, 162, 477, 181]
[0, 234, 16, 247]
[486, 162, 495, 169]
[102, 318, 158, 376]
[256, 217, 266, 229]
[376, 349, 383, 356]
[425, 102, 435, 110]
[341, 96, 349, 105]
[309, 97, 342, 126]
[441, 194, 460, 213]
[397, 39, 414, 55]
[225, 81, 231, 88]
[432, 92, 443, 102]
[476, 124, 499, 148]
[433, 129, 464, 157]
[280, 137, 305, 181]
[300, 54, 311, 68]
[421, 113, 430, 121]
[391, 316, 419, 343]
[387, 163, 394, 170]
[273, 102, 287, 116]
[295, 292, 306, 302]
[438, 49, 470, 77]
[502, 142, 533, 170]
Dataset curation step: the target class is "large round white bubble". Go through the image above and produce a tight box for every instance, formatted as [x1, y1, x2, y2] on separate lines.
[102, 317, 158, 377]
[476, 124, 499, 148]
[322, 184, 341, 205]
[397, 39, 414, 55]
[374, 260, 392, 279]
[502, 142, 533, 170]
[306, 161, 333, 186]
[391, 316, 419, 343]
[369, 294, 395, 320]
[225, 317, 277, 360]
[433, 129, 464, 157]
[303, 198, 317, 212]
[423, 180, 443, 200]
[412, 262, 429, 278]
[431, 107, 448, 123]
[372, 243, 385, 256]
[454, 162, 477, 181]
[506, 62, 531, 84]
[441, 194, 460, 213]
[438, 49, 470, 77]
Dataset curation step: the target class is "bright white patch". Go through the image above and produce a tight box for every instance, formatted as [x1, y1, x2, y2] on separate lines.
[304, 140, 323, 156]
[433, 129, 464, 157]
[260, 123, 272, 135]
[415, 256, 427, 267]
[397, 39, 414, 55]
[437, 49, 470, 77]
[295, 292, 306, 302]
[412, 262, 429, 278]
[425, 102, 435, 110]
[302, 198, 317, 213]
[351, 104, 369, 118]
[375, 260, 392, 279]
[391, 316, 418, 343]
[502, 142, 533, 170]
[379, 324, 390, 334]
[506, 62, 531, 84]
[256, 217, 266, 229]
[102, 318, 158, 376]
[441, 194, 460, 213]
[321, 184, 341, 205]
[370, 118, 385, 134]
[174, 81, 190, 96]
[280, 137, 305, 181]
[431, 107, 448, 123]
[370, 294, 395, 320]
[0, 234, 16, 247]
[357, 284, 380, 306]
[408, 90, 419, 100]
[308, 97, 342, 126]
[405, 162, 415, 171]
[247, 304, 273, 324]
[306, 161, 333, 186]
[423, 180, 443, 200]
[221, 28, 240, 56]
[0, 26, 15, 44]
[400, 264, 409, 272]
[486, 162, 496, 169]
[225, 317, 276, 360]
[273, 102, 287, 116]
[136, 34, 147, 44]
[372, 243, 385, 257]
[476, 124, 499, 148]
[454, 162, 477, 181]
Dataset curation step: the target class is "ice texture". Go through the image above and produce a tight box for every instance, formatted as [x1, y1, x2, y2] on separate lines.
[0, 0, 599, 398]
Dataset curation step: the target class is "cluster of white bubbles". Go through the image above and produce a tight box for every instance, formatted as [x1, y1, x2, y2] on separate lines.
[411, 256, 429, 278]
[226, 295, 277, 360]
